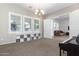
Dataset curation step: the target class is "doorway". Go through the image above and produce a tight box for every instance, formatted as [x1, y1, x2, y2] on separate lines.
[53, 14, 70, 37]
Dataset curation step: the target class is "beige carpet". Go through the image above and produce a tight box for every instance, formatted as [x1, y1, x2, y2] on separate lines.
[0, 36, 69, 56]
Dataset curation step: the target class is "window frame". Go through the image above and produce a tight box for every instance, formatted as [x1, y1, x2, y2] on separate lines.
[33, 18, 40, 32]
[53, 22, 59, 30]
[9, 12, 23, 33]
[9, 12, 40, 34]
[23, 16, 32, 33]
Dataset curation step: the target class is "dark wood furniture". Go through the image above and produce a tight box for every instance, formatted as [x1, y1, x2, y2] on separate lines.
[59, 36, 79, 56]
[54, 30, 65, 36]
[66, 32, 69, 36]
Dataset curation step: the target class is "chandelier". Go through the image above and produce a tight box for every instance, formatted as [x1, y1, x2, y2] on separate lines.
[34, 9, 44, 16]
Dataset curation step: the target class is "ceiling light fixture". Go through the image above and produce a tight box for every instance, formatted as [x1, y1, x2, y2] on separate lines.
[34, 9, 44, 16]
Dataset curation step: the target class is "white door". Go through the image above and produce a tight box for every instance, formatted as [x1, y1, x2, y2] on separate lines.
[44, 19, 54, 39]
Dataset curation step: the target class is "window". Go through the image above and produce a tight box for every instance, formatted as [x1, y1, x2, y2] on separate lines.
[9, 12, 22, 33]
[9, 12, 40, 33]
[23, 16, 31, 32]
[54, 22, 59, 30]
[34, 19, 40, 30]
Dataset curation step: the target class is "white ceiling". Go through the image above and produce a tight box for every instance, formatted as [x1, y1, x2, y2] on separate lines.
[16, 3, 76, 15]
[55, 14, 69, 21]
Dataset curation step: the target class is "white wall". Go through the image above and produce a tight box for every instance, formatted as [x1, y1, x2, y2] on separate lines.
[0, 3, 42, 45]
[44, 19, 54, 39]
[59, 19, 69, 32]
[53, 17, 69, 32]
[70, 9, 79, 37]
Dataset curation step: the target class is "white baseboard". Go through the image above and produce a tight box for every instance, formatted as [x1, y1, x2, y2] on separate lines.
[0, 41, 16, 45]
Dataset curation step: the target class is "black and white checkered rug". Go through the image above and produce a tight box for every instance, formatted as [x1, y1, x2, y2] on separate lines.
[16, 33, 41, 42]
